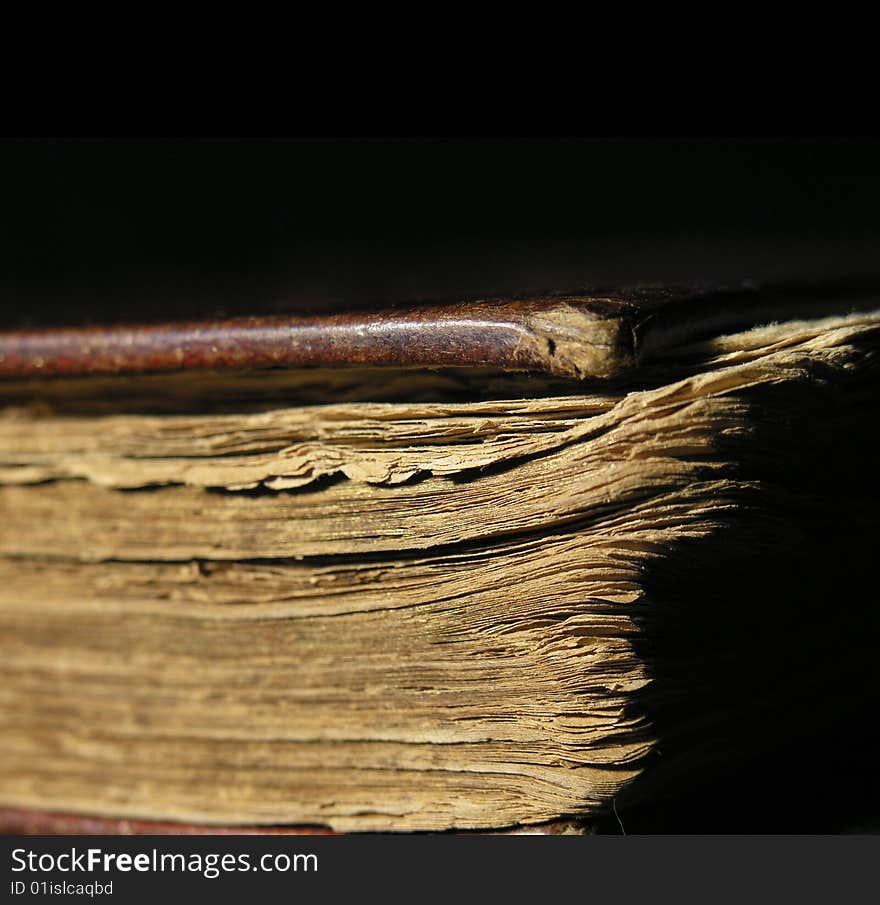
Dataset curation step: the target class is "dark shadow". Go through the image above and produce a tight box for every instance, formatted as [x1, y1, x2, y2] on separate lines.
[598, 340, 880, 832]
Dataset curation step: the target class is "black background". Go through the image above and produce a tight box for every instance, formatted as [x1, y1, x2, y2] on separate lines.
[1, 137, 878, 325]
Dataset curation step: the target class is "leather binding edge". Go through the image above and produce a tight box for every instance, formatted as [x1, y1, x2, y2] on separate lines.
[2, 281, 877, 382]
[0, 808, 587, 836]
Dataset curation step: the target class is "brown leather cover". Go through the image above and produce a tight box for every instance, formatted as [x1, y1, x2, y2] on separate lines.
[0, 808, 585, 836]
[2, 281, 878, 382]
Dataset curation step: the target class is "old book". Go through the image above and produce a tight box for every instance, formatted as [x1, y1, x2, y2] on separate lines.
[0, 284, 878, 832]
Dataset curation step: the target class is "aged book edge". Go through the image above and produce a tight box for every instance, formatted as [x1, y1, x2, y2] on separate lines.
[3, 287, 878, 834]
